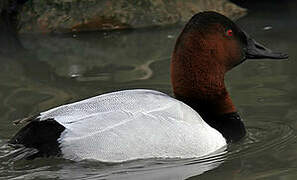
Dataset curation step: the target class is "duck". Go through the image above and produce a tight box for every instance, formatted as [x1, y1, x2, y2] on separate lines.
[9, 11, 288, 162]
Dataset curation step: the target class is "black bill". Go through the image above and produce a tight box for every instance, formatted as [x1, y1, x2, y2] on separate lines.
[243, 31, 288, 60]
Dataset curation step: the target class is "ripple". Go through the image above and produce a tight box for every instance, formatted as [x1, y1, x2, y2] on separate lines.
[77, 150, 227, 180]
[0, 144, 227, 180]
[228, 120, 297, 159]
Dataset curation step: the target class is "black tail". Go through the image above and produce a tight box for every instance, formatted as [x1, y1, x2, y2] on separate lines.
[9, 118, 65, 159]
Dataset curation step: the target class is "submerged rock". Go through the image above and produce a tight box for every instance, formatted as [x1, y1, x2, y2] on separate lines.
[19, 0, 246, 33]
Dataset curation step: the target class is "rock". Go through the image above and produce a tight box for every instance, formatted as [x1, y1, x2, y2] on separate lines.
[19, 0, 246, 33]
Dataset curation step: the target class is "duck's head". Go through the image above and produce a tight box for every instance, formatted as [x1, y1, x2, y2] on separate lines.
[171, 11, 288, 117]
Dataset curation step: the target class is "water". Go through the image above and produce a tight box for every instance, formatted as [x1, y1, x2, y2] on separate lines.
[1, 2, 297, 180]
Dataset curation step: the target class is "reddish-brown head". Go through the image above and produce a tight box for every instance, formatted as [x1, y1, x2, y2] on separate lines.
[171, 11, 288, 116]
[171, 12, 246, 116]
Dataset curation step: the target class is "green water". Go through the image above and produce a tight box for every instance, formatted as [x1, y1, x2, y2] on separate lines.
[0, 3, 297, 180]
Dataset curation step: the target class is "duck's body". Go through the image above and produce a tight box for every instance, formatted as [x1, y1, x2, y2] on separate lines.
[26, 89, 225, 162]
[9, 11, 288, 162]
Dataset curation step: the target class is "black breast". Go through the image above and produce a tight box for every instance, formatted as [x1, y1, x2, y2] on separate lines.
[206, 112, 246, 143]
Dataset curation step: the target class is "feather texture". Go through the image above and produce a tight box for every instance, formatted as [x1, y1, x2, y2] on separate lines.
[38, 89, 226, 162]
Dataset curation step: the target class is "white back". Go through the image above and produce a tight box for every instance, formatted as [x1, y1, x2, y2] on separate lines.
[39, 89, 226, 162]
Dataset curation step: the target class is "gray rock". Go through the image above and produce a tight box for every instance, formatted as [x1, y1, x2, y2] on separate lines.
[19, 0, 246, 33]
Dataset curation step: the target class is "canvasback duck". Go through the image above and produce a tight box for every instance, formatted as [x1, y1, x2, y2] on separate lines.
[9, 11, 288, 162]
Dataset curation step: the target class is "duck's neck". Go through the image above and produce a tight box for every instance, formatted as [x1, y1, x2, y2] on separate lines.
[171, 32, 246, 142]
[175, 91, 246, 143]
[171, 54, 236, 116]
[174, 90, 235, 118]
[172, 71, 246, 142]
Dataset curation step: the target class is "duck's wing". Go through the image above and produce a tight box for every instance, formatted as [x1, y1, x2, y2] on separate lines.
[10, 89, 226, 162]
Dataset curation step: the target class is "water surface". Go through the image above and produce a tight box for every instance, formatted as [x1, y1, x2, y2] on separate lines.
[0, 2, 297, 180]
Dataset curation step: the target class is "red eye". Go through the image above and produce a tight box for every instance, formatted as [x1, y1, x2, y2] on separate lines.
[226, 29, 233, 37]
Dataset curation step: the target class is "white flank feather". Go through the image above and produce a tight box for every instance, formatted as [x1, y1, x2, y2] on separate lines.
[38, 89, 226, 162]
